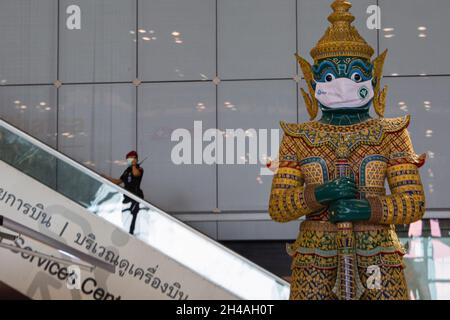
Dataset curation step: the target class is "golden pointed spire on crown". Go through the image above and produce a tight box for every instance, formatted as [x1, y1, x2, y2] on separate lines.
[310, 0, 374, 62]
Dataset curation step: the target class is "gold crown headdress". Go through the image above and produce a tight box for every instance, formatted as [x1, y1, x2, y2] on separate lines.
[296, 0, 388, 119]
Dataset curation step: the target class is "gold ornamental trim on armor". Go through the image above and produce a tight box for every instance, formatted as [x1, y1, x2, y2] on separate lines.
[299, 220, 393, 233]
[304, 184, 325, 211]
[280, 116, 410, 157]
[367, 197, 384, 224]
[281, 116, 410, 137]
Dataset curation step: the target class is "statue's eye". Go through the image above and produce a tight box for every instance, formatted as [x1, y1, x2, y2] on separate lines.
[324, 73, 335, 82]
[351, 72, 362, 82]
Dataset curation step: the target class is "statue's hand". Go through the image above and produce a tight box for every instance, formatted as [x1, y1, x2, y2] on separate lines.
[329, 199, 371, 223]
[314, 177, 357, 205]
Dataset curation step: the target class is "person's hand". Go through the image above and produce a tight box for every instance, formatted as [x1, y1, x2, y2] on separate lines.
[329, 199, 371, 223]
[314, 177, 357, 205]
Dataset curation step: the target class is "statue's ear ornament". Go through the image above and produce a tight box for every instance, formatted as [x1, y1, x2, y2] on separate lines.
[372, 49, 388, 118]
[295, 53, 319, 120]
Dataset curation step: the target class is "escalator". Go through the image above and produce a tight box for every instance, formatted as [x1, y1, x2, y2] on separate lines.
[0, 118, 290, 300]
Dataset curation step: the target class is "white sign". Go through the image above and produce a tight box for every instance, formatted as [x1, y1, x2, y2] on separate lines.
[0, 161, 237, 300]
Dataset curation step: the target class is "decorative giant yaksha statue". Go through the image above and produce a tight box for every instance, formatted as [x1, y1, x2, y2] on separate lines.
[269, 0, 426, 300]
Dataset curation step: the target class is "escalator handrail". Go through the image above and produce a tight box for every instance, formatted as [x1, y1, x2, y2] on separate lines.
[0, 118, 290, 293]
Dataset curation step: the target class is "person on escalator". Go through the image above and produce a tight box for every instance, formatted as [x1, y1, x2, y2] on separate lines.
[103, 151, 144, 235]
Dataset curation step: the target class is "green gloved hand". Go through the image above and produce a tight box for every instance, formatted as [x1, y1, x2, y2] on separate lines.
[314, 177, 357, 205]
[329, 199, 371, 223]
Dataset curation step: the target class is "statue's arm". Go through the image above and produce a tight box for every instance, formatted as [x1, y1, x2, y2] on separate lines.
[367, 129, 426, 225]
[268, 134, 324, 223]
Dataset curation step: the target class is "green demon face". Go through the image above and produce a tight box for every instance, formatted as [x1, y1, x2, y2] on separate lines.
[311, 57, 375, 112]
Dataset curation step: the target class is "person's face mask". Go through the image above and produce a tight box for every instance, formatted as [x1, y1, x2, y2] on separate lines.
[315, 77, 374, 109]
[127, 158, 135, 167]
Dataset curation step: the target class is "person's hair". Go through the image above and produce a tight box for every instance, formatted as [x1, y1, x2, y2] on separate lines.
[126, 151, 138, 159]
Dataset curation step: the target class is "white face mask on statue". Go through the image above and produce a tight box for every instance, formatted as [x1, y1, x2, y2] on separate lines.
[314, 77, 374, 109]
